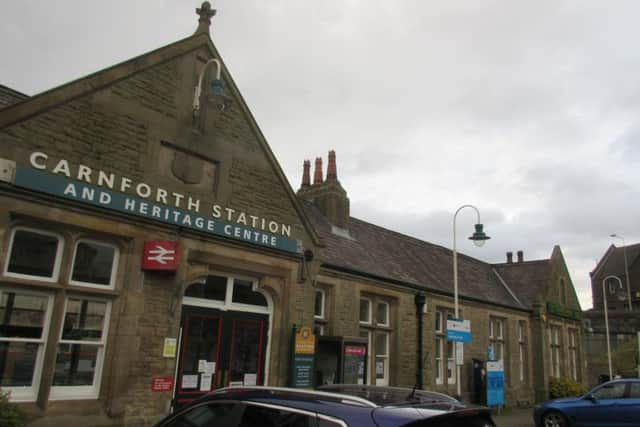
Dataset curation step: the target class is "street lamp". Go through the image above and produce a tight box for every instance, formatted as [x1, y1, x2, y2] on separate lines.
[602, 275, 622, 380]
[610, 234, 633, 312]
[453, 205, 490, 398]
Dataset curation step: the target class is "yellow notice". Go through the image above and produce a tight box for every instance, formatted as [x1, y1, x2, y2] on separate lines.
[295, 327, 315, 355]
[163, 338, 177, 358]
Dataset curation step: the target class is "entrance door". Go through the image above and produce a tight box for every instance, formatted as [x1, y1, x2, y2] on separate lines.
[173, 305, 268, 407]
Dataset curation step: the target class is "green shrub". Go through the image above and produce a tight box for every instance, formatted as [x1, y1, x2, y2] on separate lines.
[0, 389, 27, 427]
[549, 377, 588, 399]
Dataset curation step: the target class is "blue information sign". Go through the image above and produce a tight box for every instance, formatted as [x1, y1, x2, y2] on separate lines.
[486, 361, 505, 406]
[446, 319, 471, 343]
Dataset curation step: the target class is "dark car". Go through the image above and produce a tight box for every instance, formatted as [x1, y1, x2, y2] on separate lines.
[156, 386, 496, 427]
[533, 379, 640, 427]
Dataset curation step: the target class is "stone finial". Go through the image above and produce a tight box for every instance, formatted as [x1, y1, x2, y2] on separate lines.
[301, 160, 311, 188]
[327, 150, 337, 181]
[195, 2, 216, 34]
[313, 157, 324, 185]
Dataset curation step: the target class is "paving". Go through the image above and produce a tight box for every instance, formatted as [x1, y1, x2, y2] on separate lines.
[492, 407, 535, 427]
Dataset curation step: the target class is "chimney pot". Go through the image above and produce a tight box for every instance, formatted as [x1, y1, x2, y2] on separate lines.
[327, 150, 337, 181]
[506, 252, 513, 264]
[313, 157, 324, 185]
[517, 250, 524, 263]
[301, 160, 311, 188]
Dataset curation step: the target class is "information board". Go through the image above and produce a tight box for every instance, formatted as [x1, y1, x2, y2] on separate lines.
[290, 327, 316, 388]
[486, 360, 505, 406]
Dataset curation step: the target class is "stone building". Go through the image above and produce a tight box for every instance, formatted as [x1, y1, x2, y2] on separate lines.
[0, 4, 584, 426]
[583, 243, 640, 383]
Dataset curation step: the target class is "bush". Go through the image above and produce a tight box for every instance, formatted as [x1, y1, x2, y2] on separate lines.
[0, 389, 27, 427]
[549, 377, 588, 399]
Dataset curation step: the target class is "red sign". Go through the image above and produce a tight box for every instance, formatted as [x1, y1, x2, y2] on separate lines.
[151, 377, 174, 392]
[345, 345, 366, 356]
[142, 241, 179, 270]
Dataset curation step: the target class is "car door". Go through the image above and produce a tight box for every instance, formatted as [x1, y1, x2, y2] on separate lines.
[573, 382, 627, 427]
[619, 382, 640, 425]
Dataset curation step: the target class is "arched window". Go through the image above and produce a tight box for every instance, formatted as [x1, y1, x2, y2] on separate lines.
[183, 274, 268, 310]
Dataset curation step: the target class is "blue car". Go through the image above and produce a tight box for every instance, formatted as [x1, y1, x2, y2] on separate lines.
[156, 386, 496, 427]
[533, 379, 640, 427]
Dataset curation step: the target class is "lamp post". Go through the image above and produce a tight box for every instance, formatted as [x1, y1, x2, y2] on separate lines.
[602, 275, 622, 380]
[453, 204, 490, 398]
[610, 234, 633, 312]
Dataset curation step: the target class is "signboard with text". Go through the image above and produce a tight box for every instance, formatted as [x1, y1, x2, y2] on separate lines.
[151, 377, 174, 392]
[486, 360, 505, 406]
[446, 318, 471, 343]
[290, 327, 315, 388]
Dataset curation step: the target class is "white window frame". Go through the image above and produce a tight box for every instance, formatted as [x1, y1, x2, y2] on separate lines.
[375, 331, 389, 386]
[69, 239, 120, 290]
[376, 301, 390, 327]
[435, 336, 443, 385]
[3, 227, 64, 283]
[182, 273, 270, 315]
[568, 328, 578, 380]
[359, 329, 372, 385]
[446, 340, 456, 384]
[435, 310, 443, 333]
[359, 297, 372, 325]
[549, 325, 561, 378]
[314, 289, 325, 320]
[518, 322, 526, 382]
[49, 296, 112, 400]
[0, 288, 54, 402]
[489, 317, 505, 362]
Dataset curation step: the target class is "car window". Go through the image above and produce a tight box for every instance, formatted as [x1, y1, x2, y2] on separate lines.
[593, 383, 626, 400]
[629, 383, 640, 398]
[162, 402, 238, 427]
[239, 404, 316, 427]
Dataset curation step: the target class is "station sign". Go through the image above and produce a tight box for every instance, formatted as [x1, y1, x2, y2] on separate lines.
[446, 318, 471, 343]
[142, 241, 180, 271]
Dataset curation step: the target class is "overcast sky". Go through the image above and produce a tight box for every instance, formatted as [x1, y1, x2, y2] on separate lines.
[3, 1, 640, 310]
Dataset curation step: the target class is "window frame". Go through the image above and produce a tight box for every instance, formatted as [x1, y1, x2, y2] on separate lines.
[314, 289, 325, 320]
[0, 288, 54, 402]
[182, 272, 269, 315]
[359, 297, 372, 325]
[69, 238, 120, 290]
[376, 301, 390, 327]
[3, 227, 64, 283]
[374, 331, 390, 386]
[489, 317, 505, 363]
[49, 295, 112, 401]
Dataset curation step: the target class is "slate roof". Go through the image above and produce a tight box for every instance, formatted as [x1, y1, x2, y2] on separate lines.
[303, 201, 539, 310]
[493, 260, 550, 309]
[0, 85, 28, 109]
[593, 244, 640, 277]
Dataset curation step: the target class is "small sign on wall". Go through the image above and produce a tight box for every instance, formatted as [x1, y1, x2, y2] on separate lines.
[163, 338, 177, 358]
[151, 377, 174, 392]
[142, 241, 180, 271]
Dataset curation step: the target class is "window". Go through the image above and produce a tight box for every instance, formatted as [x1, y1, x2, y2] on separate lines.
[489, 317, 505, 362]
[435, 309, 457, 385]
[593, 382, 626, 400]
[518, 321, 527, 383]
[568, 328, 578, 381]
[4, 228, 63, 282]
[314, 289, 326, 336]
[376, 301, 389, 327]
[375, 331, 389, 386]
[161, 402, 239, 427]
[314, 289, 325, 319]
[359, 298, 371, 324]
[0, 289, 53, 401]
[183, 274, 268, 312]
[70, 240, 119, 289]
[240, 403, 316, 427]
[360, 295, 392, 386]
[50, 297, 111, 399]
[549, 325, 561, 378]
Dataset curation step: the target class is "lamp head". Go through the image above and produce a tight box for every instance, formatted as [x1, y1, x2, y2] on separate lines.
[469, 223, 490, 247]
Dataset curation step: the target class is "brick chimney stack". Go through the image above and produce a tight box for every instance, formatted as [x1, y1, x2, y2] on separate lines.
[326, 150, 337, 181]
[506, 252, 513, 264]
[517, 250, 524, 263]
[313, 157, 323, 185]
[301, 160, 311, 188]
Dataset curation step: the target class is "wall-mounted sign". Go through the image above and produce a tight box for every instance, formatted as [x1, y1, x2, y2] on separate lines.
[143, 241, 180, 271]
[13, 156, 300, 254]
[163, 338, 177, 358]
[290, 326, 315, 388]
[151, 377, 174, 392]
[446, 318, 471, 343]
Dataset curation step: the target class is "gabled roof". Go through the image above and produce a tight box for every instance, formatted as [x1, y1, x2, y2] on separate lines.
[303, 201, 528, 310]
[0, 28, 321, 248]
[493, 260, 550, 309]
[0, 85, 28, 109]
[592, 243, 640, 278]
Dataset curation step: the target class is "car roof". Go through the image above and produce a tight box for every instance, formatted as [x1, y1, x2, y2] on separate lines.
[317, 384, 458, 406]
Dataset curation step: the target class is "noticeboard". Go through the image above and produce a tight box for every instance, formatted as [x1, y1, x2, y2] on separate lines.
[290, 326, 316, 388]
[486, 360, 504, 406]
